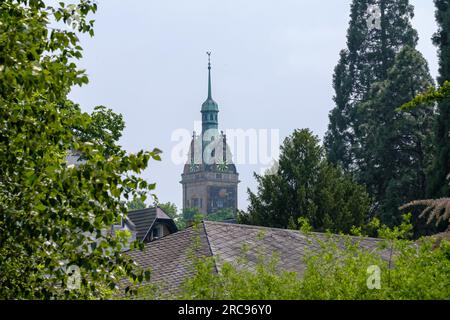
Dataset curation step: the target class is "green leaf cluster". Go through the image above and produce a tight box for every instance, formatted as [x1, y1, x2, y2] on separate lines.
[241, 129, 371, 234]
[179, 217, 450, 300]
[0, 0, 160, 299]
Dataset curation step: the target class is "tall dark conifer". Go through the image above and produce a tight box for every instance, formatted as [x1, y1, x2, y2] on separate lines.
[242, 129, 370, 234]
[358, 46, 435, 232]
[324, 0, 440, 233]
[325, 0, 418, 171]
[428, 0, 450, 198]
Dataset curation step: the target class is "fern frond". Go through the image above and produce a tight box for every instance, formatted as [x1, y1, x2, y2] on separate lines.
[400, 198, 450, 226]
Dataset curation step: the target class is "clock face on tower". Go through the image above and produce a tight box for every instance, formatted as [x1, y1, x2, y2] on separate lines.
[207, 186, 236, 214]
[217, 162, 229, 172]
[181, 54, 239, 215]
[218, 188, 228, 198]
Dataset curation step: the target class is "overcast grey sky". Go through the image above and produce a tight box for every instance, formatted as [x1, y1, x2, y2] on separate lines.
[69, 0, 438, 212]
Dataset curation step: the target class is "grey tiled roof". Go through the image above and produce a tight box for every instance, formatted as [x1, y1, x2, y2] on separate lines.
[124, 221, 390, 297]
[126, 207, 177, 241]
[127, 208, 157, 241]
[125, 224, 212, 297]
[203, 221, 389, 275]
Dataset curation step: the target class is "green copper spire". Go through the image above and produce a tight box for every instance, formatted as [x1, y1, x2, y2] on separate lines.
[207, 52, 212, 99]
[202, 52, 219, 113]
[202, 51, 219, 136]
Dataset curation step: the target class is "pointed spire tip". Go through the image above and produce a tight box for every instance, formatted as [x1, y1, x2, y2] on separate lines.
[206, 51, 212, 99]
[207, 51, 211, 69]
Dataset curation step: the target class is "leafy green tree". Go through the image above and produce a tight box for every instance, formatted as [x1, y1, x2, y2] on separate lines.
[158, 202, 178, 219]
[428, 0, 450, 198]
[159, 202, 186, 230]
[0, 0, 159, 299]
[205, 208, 234, 222]
[127, 197, 147, 211]
[181, 207, 202, 228]
[356, 46, 435, 233]
[242, 129, 370, 234]
[180, 216, 450, 300]
[325, 0, 418, 171]
[399, 82, 450, 230]
[172, 206, 235, 229]
[75, 105, 126, 157]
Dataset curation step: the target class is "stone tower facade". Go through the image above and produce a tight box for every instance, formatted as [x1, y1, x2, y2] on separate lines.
[180, 53, 239, 216]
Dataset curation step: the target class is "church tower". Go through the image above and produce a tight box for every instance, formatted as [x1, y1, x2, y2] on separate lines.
[181, 53, 239, 216]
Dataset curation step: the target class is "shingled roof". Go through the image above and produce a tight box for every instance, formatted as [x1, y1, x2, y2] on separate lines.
[124, 221, 389, 297]
[126, 207, 177, 241]
[124, 224, 212, 297]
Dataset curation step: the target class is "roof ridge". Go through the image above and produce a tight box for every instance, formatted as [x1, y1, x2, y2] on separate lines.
[131, 225, 196, 252]
[201, 221, 219, 274]
[202, 220, 383, 242]
[155, 206, 172, 220]
[127, 207, 156, 214]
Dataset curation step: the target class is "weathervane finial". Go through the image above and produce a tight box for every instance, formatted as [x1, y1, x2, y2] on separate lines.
[206, 51, 213, 99]
[206, 51, 211, 69]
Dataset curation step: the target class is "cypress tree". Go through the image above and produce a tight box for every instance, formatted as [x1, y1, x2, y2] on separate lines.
[428, 0, 450, 198]
[325, 0, 418, 171]
[357, 46, 435, 232]
[324, 0, 440, 232]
